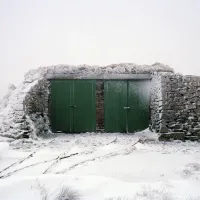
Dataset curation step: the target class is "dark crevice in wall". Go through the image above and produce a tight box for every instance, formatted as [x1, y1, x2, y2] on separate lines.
[96, 80, 104, 132]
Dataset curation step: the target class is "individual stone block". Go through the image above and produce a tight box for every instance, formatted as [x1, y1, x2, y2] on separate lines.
[185, 104, 196, 109]
[159, 132, 185, 141]
[159, 124, 169, 133]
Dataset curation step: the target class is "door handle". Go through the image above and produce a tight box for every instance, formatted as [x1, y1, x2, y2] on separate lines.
[124, 107, 130, 109]
[70, 105, 77, 108]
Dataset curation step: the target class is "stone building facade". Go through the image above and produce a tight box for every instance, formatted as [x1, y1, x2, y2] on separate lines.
[0, 63, 199, 141]
[159, 75, 200, 141]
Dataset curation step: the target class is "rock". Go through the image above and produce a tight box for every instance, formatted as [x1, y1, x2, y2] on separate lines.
[22, 132, 30, 139]
[159, 124, 169, 133]
[192, 128, 200, 136]
[159, 132, 185, 141]
[173, 129, 184, 132]
[194, 124, 200, 128]
[185, 136, 200, 141]
[185, 104, 196, 110]
[169, 124, 183, 129]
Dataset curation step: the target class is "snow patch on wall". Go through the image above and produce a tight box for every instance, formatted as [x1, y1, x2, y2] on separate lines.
[149, 73, 163, 132]
[25, 63, 173, 82]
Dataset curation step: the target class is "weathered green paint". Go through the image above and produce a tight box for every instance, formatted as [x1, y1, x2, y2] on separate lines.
[73, 80, 96, 133]
[51, 79, 149, 133]
[104, 81, 127, 132]
[128, 81, 149, 132]
[50, 80, 96, 133]
[104, 80, 149, 133]
[50, 80, 72, 133]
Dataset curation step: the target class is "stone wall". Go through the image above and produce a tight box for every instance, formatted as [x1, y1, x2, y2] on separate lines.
[160, 74, 200, 141]
[0, 63, 174, 139]
[24, 78, 51, 137]
[22, 73, 200, 141]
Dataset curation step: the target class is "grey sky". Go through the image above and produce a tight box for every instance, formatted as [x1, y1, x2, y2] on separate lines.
[0, 0, 200, 97]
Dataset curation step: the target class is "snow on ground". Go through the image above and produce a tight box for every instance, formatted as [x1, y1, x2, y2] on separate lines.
[0, 130, 200, 200]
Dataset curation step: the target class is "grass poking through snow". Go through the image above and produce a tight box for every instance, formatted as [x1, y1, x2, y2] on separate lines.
[37, 181, 80, 200]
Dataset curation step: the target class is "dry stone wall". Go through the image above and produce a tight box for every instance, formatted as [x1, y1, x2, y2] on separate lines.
[160, 74, 200, 141]
[24, 78, 51, 137]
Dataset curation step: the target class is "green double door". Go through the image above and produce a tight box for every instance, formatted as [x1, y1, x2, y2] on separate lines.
[50, 80, 96, 133]
[104, 80, 149, 133]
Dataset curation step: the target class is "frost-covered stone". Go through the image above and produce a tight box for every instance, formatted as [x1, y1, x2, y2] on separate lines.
[0, 84, 16, 110]
[159, 124, 169, 133]
[160, 74, 200, 140]
[159, 132, 185, 141]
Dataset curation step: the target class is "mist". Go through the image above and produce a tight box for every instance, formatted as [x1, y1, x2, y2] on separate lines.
[0, 0, 200, 97]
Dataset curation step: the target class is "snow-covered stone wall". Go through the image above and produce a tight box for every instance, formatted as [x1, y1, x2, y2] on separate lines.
[24, 78, 51, 137]
[0, 63, 173, 139]
[0, 80, 40, 139]
[160, 75, 200, 141]
[149, 73, 163, 132]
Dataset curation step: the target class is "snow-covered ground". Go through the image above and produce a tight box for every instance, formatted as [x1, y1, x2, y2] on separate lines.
[0, 130, 200, 200]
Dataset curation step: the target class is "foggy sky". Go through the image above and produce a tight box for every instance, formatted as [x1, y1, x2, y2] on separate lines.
[0, 0, 200, 97]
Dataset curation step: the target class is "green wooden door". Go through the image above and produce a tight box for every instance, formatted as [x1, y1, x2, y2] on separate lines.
[104, 80, 149, 133]
[50, 80, 96, 133]
[50, 80, 72, 133]
[104, 81, 127, 132]
[128, 81, 149, 132]
[73, 80, 96, 132]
